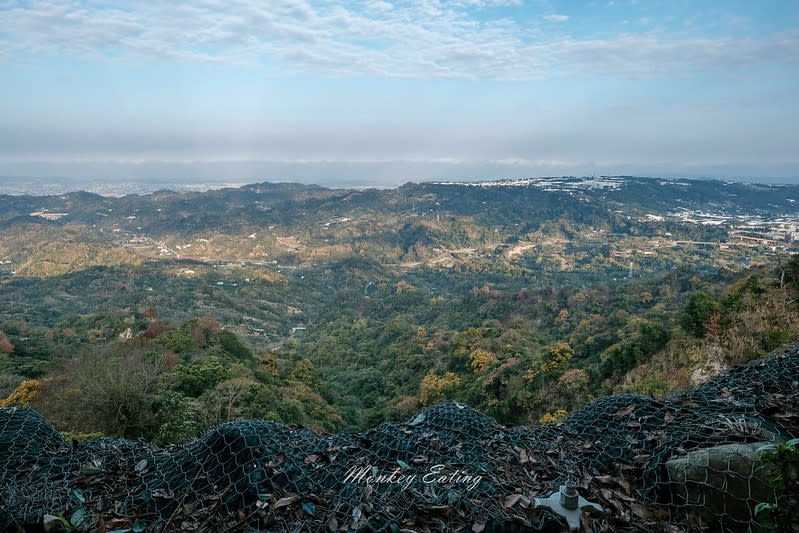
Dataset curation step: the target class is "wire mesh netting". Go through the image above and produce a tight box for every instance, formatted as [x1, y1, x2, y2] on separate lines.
[1, 343, 798, 532]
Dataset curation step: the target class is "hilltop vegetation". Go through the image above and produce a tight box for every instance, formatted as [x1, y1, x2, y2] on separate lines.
[1, 177, 798, 440]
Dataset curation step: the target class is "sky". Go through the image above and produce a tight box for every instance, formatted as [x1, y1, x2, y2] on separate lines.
[0, 0, 798, 188]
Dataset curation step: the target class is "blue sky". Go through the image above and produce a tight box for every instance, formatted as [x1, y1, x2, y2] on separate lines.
[0, 0, 798, 187]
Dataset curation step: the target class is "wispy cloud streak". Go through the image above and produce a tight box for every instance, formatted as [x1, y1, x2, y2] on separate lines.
[0, 1, 797, 79]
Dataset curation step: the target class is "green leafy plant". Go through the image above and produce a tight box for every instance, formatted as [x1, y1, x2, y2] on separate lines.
[53, 488, 145, 533]
[60, 431, 103, 443]
[55, 489, 90, 531]
[756, 438, 799, 530]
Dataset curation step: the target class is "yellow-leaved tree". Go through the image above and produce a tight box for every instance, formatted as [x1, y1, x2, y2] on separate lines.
[469, 348, 499, 374]
[0, 379, 40, 407]
[419, 371, 461, 405]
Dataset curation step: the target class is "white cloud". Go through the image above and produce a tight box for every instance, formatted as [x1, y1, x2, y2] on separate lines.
[533, 31, 799, 78]
[0, 1, 796, 80]
[365, 1, 394, 13]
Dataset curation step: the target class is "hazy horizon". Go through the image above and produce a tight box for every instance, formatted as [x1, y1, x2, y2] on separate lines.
[2, 171, 799, 198]
[1, 1, 798, 186]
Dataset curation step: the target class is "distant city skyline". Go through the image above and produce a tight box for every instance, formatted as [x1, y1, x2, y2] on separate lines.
[1, 0, 798, 186]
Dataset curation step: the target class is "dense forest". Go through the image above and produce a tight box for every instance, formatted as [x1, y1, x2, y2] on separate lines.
[1, 178, 798, 443]
[2, 255, 798, 442]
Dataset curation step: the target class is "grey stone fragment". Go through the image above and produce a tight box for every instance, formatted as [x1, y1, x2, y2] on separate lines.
[665, 441, 776, 525]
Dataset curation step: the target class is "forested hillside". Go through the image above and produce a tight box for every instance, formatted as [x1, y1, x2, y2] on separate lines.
[1, 177, 798, 441]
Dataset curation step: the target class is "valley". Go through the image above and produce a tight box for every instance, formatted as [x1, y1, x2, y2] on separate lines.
[1, 176, 798, 438]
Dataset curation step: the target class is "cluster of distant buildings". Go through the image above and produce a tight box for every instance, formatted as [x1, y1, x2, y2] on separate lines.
[433, 176, 626, 190]
[664, 208, 799, 247]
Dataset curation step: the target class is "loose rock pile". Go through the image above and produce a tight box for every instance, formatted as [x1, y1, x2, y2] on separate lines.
[2, 344, 798, 532]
